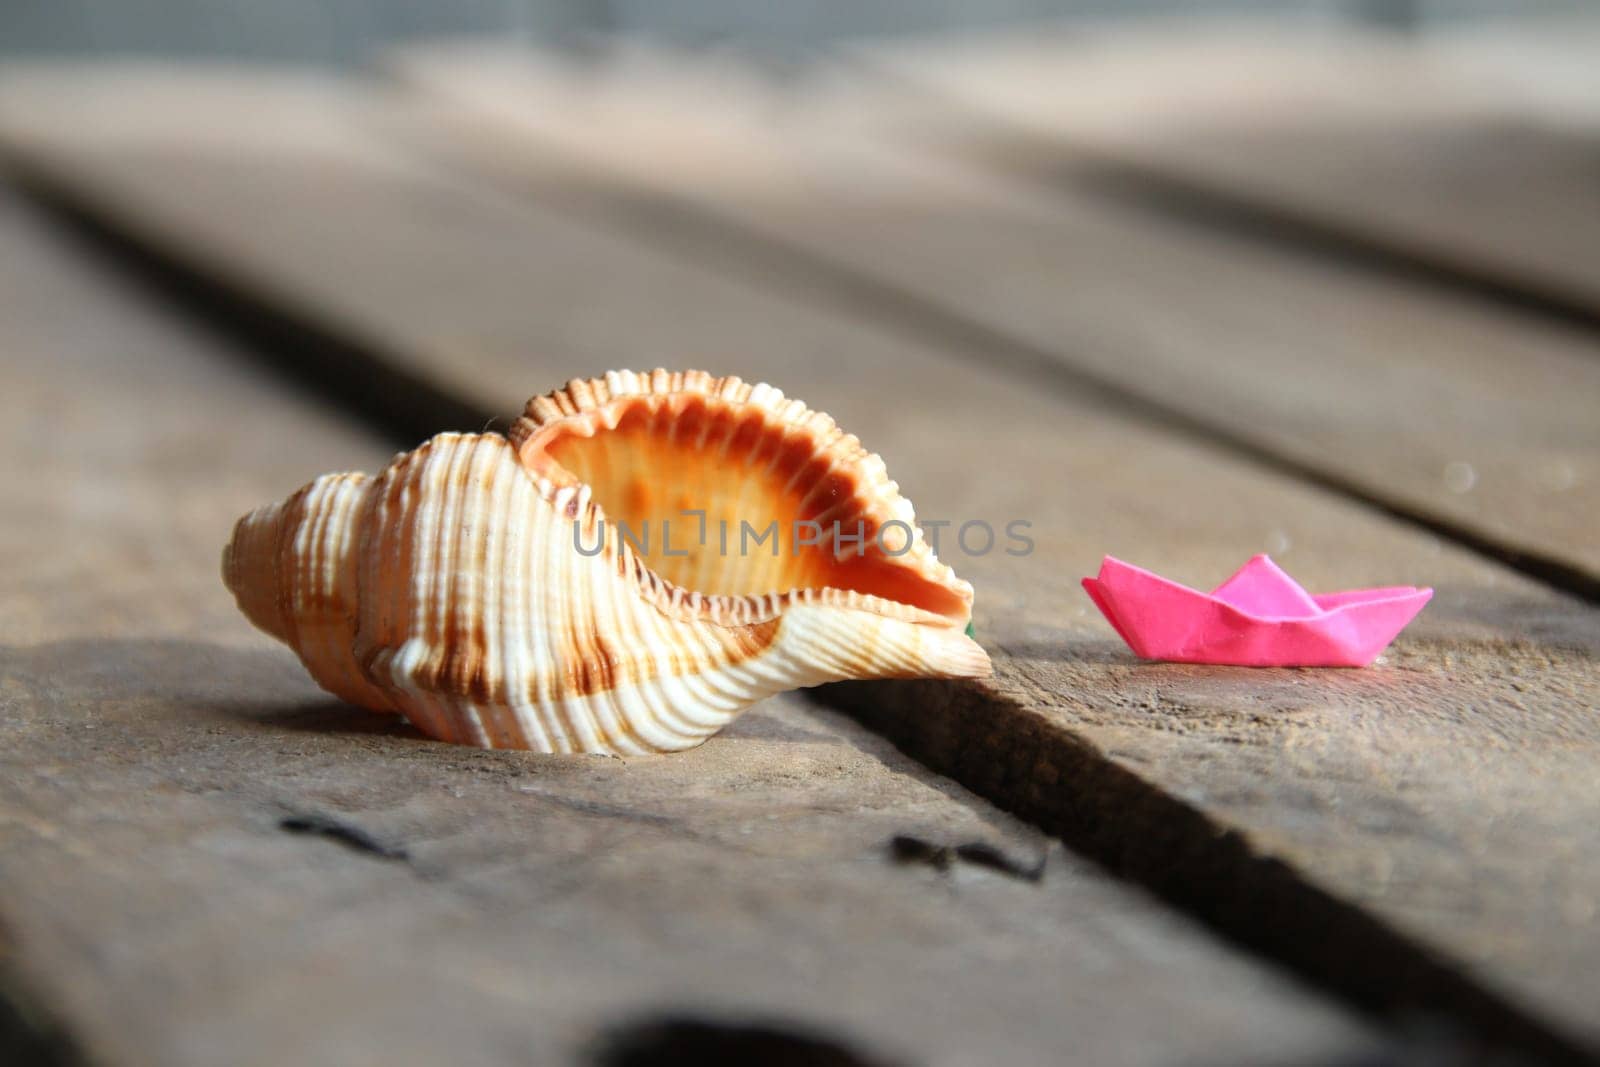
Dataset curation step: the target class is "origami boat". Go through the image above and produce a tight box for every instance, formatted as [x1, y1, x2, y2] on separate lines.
[1082, 555, 1431, 667]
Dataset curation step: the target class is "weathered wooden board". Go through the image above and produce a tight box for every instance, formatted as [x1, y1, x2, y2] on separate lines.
[859, 20, 1600, 315]
[383, 44, 1600, 593]
[0, 186, 1391, 1064]
[2, 67, 1596, 1058]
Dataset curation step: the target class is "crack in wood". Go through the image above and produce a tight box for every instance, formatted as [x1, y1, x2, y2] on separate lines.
[278, 812, 410, 862]
[590, 1015, 899, 1067]
[888, 834, 1047, 883]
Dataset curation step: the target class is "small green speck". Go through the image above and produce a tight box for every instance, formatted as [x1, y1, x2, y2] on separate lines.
[965, 621, 976, 639]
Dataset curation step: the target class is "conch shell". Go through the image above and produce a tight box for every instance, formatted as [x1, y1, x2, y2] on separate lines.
[223, 370, 989, 753]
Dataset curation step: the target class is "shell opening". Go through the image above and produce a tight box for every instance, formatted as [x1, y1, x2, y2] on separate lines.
[519, 389, 970, 625]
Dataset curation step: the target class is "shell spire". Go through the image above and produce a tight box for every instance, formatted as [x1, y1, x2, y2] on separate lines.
[223, 370, 989, 753]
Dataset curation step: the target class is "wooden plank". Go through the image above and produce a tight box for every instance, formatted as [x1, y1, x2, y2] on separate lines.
[2, 67, 1597, 1059]
[0, 154, 1391, 1065]
[383, 43, 1600, 595]
[859, 20, 1600, 317]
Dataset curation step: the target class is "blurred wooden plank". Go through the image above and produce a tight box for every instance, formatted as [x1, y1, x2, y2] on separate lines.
[385, 43, 1600, 596]
[1, 67, 1598, 1060]
[0, 185, 1392, 1066]
[861, 20, 1600, 319]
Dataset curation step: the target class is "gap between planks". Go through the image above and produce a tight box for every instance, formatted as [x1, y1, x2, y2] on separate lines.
[1, 114, 1594, 1065]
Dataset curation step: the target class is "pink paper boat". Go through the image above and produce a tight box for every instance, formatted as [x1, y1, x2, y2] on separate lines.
[1082, 555, 1431, 667]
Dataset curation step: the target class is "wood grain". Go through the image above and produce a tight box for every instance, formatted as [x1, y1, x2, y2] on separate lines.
[0, 187, 1385, 1065]
[2, 66, 1598, 1057]
[384, 43, 1600, 593]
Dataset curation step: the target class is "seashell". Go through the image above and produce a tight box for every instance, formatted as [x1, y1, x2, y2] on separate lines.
[223, 370, 989, 753]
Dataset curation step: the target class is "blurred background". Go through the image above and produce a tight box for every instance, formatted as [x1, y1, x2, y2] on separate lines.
[2, 0, 1597, 63]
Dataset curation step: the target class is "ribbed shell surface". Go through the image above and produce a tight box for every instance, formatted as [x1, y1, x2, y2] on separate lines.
[223, 370, 989, 753]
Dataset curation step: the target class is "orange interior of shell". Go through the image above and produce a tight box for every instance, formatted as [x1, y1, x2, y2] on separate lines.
[524, 393, 968, 623]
